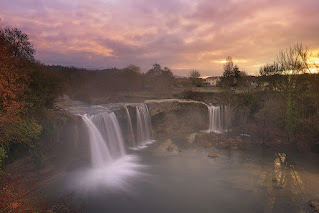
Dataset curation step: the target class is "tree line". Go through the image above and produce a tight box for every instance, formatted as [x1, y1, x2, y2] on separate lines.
[0, 24, 64, 170]
[219, 43, 319, 151]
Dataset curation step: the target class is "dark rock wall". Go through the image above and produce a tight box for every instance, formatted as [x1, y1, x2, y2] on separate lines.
[146, 100, 208, 138]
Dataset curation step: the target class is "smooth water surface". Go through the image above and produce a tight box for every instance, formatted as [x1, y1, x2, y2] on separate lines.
[59, 139, 319, 213]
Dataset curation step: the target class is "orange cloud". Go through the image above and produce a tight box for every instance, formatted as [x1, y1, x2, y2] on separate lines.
[1, 0, 319, 76]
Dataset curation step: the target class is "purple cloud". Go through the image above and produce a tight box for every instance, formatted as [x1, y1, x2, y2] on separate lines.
[1, 0, 318, 76]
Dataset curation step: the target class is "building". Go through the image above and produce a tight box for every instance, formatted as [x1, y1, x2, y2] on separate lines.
[205, 76, 220, 86]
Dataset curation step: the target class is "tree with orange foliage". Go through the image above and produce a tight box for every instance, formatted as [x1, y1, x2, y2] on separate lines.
[0, 32, 41, 168]
[0, 46, 26, 140]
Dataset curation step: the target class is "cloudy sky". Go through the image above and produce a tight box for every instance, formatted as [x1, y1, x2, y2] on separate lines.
[1, 0, 319, 76]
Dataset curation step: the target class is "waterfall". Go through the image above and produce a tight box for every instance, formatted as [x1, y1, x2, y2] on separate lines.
[81, 114, 113, 168]
[81, 111, 126, 167]
[68, 103, 148, 193]
[124, 106, 136, 146]
[135, 103, 153, 146]
[208, 105, 228, 134]
[79, 103, 154, 167]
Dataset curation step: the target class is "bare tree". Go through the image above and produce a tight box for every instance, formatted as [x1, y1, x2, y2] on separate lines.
[260, 43, 310, 77]
[189, 70, 200, 78]
[259, 43, 312, 141]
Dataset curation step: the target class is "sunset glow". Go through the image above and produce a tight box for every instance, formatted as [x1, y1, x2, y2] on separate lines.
[1, 0, 319, 76]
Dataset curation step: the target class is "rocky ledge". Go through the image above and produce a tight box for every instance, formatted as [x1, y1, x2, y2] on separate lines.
[194, 132, 246, 150]
[145, 99, 208, 138]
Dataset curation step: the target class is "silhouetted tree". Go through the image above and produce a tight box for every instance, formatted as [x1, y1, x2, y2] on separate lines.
[0, 25, 35, 61]
[189, 70, 203, 87]
[145, 64, 175, 93]
[220, 56, 242, 90]
[259, 43, 311, 141]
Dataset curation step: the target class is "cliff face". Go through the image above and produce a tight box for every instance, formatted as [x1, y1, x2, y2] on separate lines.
[145, 99, 209, 138]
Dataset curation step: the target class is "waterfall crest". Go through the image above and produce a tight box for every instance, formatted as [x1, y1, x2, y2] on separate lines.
[135, 103, 153, 146]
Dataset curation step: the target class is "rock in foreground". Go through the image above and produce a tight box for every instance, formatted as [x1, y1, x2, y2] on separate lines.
[309, 200, 319, 212]
[158, 139, 181, 153]
[207, 153, 220, 158]
[194, 132, 245, 150]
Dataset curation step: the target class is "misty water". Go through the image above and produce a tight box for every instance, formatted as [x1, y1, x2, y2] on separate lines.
[83, 145, 319, 213]
[46, 102, 319, 213]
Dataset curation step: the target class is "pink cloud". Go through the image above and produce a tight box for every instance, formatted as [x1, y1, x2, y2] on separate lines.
[1, 0, 318, 76]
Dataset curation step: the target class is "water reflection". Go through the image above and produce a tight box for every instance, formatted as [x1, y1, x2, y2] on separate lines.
[258, 152, 305, 212]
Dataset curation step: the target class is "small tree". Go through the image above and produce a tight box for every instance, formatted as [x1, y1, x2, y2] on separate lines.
[189, 70, 202, 87]
[220, 56, 242, 91]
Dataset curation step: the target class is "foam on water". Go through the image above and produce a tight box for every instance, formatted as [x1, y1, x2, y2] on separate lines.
[68, 155, 146, 194]
[68, 103, 155, 193]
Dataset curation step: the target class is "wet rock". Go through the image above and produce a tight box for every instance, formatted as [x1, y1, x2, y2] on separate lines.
[167, 143, 180, 153]
[215, 141, 231, 149]
[146, 100, 208, 138]
[194, 132, 219, 147]
[187, 133, 197, 144]
[215, 137, 244, 150]
[158, 139, 172, 151]
[230, 145, 239, 150]
[158, 139, 181, 153]
[309, 200, 319, 212]
[200, 140, 213, 148]
[193, 131, 246, 150]
[207, 153, 220, 158]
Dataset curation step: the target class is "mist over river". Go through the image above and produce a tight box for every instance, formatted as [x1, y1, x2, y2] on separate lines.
[42, 101, 319, 213]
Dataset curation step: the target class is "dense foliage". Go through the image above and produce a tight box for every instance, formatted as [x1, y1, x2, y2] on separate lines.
[0, 25, 64, 169]
[223, 44, 319, 150]
[49, 62, 177, 103]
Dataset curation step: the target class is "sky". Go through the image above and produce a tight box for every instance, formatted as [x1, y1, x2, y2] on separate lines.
[1, 0, 319, 76]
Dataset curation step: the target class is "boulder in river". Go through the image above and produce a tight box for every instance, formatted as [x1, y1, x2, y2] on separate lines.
[309, 200, 319, 212]
[187, 133, 197, 144]
[158, 139, 181, 153]
[207, 153, 220, 158]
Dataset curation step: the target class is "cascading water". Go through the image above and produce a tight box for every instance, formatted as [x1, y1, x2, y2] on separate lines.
[135, 103, 153, 146]
[81, 114, 113, 168]
[71, 110, 143, 193]
[81, 112, 126, 166]
[90, 112, 126, 160]
[208, 105, 228, 134]
[124, 106, 136, 146]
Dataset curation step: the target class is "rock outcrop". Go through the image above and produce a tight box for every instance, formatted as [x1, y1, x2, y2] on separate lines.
[309, 200, 319, 212]
[146, 99, 208, 138]
[207, 152, 220, 158]
[194, 132, 245, 150]
[186, 133, 197, 144]
[157, 139, 181, 153]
